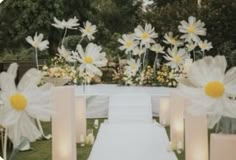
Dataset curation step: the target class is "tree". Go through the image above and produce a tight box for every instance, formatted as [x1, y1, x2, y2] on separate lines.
[0, 0, 64, 56]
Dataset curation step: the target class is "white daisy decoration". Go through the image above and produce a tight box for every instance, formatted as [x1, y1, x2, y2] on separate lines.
[132, 46, 145, 56]
[57, 45, 75, 62]
[26, 32, 49, 69]
[198, 40, 213, 52]
[52, 17, 80, 30]
[178, 16, 206, 42]
[134, 23, 158, 48]
[178, 56, 236, 128]
[186, 41, 197, 52]
[74, 43, 108, 77]
[164, 47, 189, 69]
[0, 63, 53, 148]
[163, 32, 182, 46]
[80, 21, 97, 40]
[124, 58, 141, 77]
[118, 34, 138, 54]
[150, 43, 165, 54]
[26, 32, 49, 51]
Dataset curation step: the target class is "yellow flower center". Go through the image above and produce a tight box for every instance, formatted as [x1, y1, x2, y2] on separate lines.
[10, 93, 28, 111]
[84, 56, 93, 64]
[199, 43, 207, 49]
[170, 38, 176, 45]
[141, 32, 149, 39]
[173, 55, 181, 63]
[85, 26, 92, 33]
[131, 64, 137, 70]
[204, 81, 225, 98]
[187, 25, 196, 33]
[126, 40, 133, 48]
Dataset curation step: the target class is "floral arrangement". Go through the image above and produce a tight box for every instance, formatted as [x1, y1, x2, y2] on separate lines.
[116, 16, 213, 87]
[26, 17, 108, 85]
[41, 55, 76, 78]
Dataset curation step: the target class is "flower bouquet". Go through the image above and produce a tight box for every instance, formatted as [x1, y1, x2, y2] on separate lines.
[115, 16, 212, 87]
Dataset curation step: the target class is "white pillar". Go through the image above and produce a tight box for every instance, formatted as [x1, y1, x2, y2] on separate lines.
[51, 86, 77, 160]
[170, 91, 187, 149]
[76, 96, 87, 143]
[185, 112, 208, 160]
[210, 134, 236, 160]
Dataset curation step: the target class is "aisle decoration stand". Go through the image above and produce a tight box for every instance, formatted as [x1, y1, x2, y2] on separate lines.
[52, 86, 77, 160]
[159, 96, 170, 126]
[0, 63, 53, 160]
[178, 55, 236, 160]
[185, 112, 208, 160]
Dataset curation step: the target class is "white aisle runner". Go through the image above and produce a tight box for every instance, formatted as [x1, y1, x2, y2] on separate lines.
[88, 94, 177, 160]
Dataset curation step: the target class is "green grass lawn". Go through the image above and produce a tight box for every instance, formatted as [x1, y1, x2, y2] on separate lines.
[12, 119, 184, 160]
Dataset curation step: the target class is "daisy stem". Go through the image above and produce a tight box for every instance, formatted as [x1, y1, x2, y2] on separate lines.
[62, 28, 68, 45]
[193, 50, 196, 61]
[153, 54, 158, 73]
[203, 51, 205, 57]
[143, 48, 147, 69]
[79, 37, 84, 44]
[3, 128, 7, 160]
[36, 118, 51, 139]
[35, 48, 39, 70]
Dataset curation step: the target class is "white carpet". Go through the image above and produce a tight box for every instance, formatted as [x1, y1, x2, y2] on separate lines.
[88, 93, 177, 160]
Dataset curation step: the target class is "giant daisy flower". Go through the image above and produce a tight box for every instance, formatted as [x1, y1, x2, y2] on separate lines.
[26, 32, 49, 51]
[198, 40, 213, 52]
[164, 47, 189, 69]
[134, 23, 158, 48]
[57, 45, 75, 63]
[80, 21, 97, 40]
[118, 34, 138, 54]
[124, 58, 141, 77]
[178, 16, 206, 42]
[52, 17, 80, 30]
[178, 56, 236, 128]
[0, 63, 53, 148]
[163, 32, 183, 47]
[74, 43, 108, 77]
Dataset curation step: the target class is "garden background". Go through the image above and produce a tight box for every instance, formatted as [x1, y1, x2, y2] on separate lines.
[0, 0, 235, 71]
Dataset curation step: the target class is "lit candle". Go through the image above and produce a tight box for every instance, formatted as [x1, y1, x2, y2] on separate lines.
[85, 136, 90, 145]
[94, 119, 99, 129]
[80, 135, 85, 147]
[176, 141, 184, 154]
[159, 97, 170, 126]
[89, 135, 95, 145]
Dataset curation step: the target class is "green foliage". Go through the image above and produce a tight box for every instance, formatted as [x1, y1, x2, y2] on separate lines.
[142, 0, 236, 56]
[0, 0, 235, 62]
[217, 41, 236, 67]
[0, 0, 64, 52]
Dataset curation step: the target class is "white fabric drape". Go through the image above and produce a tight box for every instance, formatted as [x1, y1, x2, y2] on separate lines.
[75, 84, 176, 118]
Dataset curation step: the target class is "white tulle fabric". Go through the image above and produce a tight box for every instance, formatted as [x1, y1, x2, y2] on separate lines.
[76, 85, 175, 118]
[0, 63, 53, 148]
[108, 94, 153, 123]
